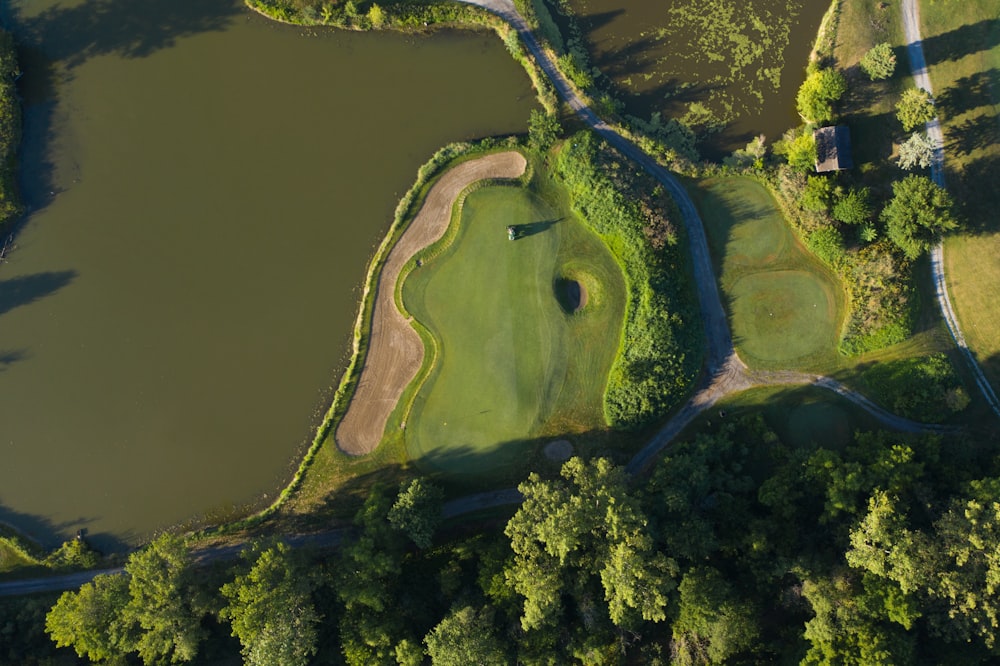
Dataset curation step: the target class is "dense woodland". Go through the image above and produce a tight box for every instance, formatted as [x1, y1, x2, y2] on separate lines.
[2, 419, 995, 665]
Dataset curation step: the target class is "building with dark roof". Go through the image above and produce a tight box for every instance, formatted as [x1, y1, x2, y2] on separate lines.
[814, 125, 853, 172]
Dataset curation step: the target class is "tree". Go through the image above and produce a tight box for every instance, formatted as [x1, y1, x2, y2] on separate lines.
[896, 132, 935, 170]
[833, 187, 872, 225]
[120, 534, 207, 665]
[367, 3, 386, 28]
[424, 605, 508, 666]
[528, 109, 562, 152]
[388, 478, 444, 549]
[860, 43, 897, 80]
[671, 567, 759, 666]
[777, 130, 817, 172]
[504, 458, 675, 635]
[802, 175, 835, 212]
[796, 68, 848, 124]
[881, 174, 959, 258]
[45, 573, 130, 663]
[219, 541, 319, 666]
[896, 88, 935, 131]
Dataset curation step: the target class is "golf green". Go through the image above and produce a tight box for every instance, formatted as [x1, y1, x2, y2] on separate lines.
[694, 177, 843, 368]
[401, 184, 625, 476]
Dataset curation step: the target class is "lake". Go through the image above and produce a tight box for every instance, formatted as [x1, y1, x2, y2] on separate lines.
[0, 0, 534, 549]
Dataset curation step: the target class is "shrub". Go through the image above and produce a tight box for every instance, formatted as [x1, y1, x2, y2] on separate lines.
[802, 176, 835, 212]
[860, 43, 896, 80]
[832, 187, 872, 225]
[796, 68, 848, 124]
[896, 132, 935, 170]
[862, 354, 968, 422]
[808, 226, 845, 266]
[896, 88, 935, 132]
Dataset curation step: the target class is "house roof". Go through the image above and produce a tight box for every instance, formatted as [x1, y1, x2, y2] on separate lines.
[814, 125, 853, 172]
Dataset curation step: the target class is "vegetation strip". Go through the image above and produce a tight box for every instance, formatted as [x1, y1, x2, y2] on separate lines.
[335, 152, 527, 455]
[900, 0, 1000, 418]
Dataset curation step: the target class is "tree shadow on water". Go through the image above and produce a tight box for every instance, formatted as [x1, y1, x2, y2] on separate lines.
[8, 0, 243, 213]
[11, 0, 241, 68]
[0, 498, 130, 558]
[0, 270, 76, 318]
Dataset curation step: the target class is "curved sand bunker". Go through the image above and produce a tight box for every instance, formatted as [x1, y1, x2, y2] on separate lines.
[336, 151, 528, 455]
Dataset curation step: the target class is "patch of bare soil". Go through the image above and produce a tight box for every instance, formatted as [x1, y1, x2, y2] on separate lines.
[335, 152, 528, 455]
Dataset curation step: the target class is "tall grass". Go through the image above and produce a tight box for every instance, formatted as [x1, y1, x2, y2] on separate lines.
[554, 131, 700, 429]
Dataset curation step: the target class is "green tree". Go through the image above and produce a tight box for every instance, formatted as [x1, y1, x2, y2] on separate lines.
[388, 478, 444, 549]
[504, 458, 675, 635]
[860, 42, 897, 80]
[796, 68, 848, 124]
[881, 174, 959, 258]
[896, 88, 935, 131]
[833, 187, 872, 225]
[219, 541, 319, 666]
[367, 3, 386, 28]
[671, 567, 759, 666]
[528, 109, 562, 151]
[779, 130, 818, 172]
[802, 175, 835, 212]
[45, 573, 130, 663]
[120, 534, 207, 665]
[801, 573, 916, 665]
[897, 132, 935, 170]
[424, 605, 508, 666]
[928, 478, 1000, 647]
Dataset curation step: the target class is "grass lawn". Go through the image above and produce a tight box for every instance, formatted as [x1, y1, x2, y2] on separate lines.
[920, 0, 1000, 389]
[691, 176, 844, 369]
[400, 183, 626, 479]
[831, 0, 908, 187]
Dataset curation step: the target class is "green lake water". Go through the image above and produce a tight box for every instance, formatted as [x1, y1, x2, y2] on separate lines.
[0, 0, 534, 549]
[565, 0, 829, 153]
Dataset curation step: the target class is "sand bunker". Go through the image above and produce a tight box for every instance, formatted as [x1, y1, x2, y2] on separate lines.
[335, 151, 527, 455]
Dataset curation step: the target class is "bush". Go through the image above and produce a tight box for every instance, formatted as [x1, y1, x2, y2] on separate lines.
[555, 132, 698, 429]
[802, 176, 835, 212]
[860, 43, 896, 80]
[832, 187, 872, 225]
[796, 68, 848, 124]
[807, 226, 845, 266]
[862, 354, 968, 422]
[897, 132, 935, 170]
[896, 88, 935, 132]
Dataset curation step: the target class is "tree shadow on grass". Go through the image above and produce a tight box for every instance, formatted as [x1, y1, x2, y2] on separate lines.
[952, 154, 1000, 234]
[920, 19, 1000, 67]
[936, 69, 1000, 119]
[945, 114, 1000, 159]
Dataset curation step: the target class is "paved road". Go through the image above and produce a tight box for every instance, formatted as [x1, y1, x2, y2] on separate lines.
[901, 0, 1000, 418]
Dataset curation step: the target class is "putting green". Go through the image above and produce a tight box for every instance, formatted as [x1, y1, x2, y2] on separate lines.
[694, 177, 843, 368]
[401, 184, 625, 476]
[732, 270, 836, 362]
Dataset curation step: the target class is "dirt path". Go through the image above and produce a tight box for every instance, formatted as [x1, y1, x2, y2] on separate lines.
[901, 0, 1000, 418]
[335, 152, 527, 455]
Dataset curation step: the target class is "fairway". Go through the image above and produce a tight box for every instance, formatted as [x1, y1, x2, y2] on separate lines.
[693, 177, 842, 368]
[401, 185, 625, 476]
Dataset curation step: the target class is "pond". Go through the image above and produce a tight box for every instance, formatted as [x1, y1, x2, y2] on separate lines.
[0, 0, 535, 549]
[564, 0, 829, 154]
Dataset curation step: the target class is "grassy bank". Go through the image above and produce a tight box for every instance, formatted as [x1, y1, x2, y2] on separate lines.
[920, 0, 1000, 389]
[554, 132, 701, 429]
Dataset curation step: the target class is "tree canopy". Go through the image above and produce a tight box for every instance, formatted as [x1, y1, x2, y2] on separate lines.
[860, 42, 897, 80]
[896, 88, 936, 131]
[881, 174, 959, 258]
[796, 68, 848, 124]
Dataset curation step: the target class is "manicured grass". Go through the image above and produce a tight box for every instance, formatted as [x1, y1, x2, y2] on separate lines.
[401, 183, 626, 478]
[945, 233, 1000, 387]
[920, 0, 1000, 390]
[692, 177, 844, 369]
